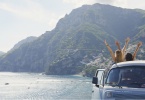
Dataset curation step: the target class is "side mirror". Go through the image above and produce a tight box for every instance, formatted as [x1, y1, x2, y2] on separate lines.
[92, 76, 98, 84]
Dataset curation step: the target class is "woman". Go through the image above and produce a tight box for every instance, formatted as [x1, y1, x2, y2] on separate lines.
[125, 42, 142, 61]
[104, 38, 130, 63]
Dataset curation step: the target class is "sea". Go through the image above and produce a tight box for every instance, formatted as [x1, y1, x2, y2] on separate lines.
[0, 72, 92, 100]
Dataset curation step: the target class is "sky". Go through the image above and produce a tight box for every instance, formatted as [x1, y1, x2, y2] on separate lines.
[0, 0, 145, 52]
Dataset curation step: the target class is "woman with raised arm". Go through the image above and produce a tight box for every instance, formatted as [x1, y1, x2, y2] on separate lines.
[115, 37, 130, 60]
[104, 37, 130, 63]
[125, 42, 142, 61]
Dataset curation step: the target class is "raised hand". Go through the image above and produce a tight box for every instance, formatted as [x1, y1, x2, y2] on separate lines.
[125, 37, 130, 43]
[104, 40, 108, 46]
[133, 41, 143, 60]
[115, 41, 120, 46]
[115, 41, 121, 50]
[137, 42, 142, 47]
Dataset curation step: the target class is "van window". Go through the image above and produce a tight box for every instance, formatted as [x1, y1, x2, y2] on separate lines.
[106, 68, 120, 85]
[96, 70, 104, 85]
[105, 66, 145, 88]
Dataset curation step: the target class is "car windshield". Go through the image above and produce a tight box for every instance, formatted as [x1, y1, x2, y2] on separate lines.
[105, 66, 145, 88]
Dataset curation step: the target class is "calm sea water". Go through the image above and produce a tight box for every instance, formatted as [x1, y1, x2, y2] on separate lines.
[0, 72, 92, 100]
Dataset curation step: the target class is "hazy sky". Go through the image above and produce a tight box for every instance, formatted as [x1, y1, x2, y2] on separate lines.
[0, 0, 145, 52]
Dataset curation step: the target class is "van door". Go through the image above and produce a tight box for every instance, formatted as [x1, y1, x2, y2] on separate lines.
[91, 69, 104, 100]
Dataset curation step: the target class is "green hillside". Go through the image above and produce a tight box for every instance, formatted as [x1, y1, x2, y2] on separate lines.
[0, 3, 145, 77]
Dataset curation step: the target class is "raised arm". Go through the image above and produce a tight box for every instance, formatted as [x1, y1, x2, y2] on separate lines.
[122, 37, 130, 54]
[115, 41, 121, 50]
[104, 40, 115, 62]
[132, 42, 142, 60]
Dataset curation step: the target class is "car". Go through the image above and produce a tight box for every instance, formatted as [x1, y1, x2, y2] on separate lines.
[92, 61, 145, 100]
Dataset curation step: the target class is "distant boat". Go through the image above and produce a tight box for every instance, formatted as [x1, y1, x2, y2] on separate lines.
[5, 83, 9, 85]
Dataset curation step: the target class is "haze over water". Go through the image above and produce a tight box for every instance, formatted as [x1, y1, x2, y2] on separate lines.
[0, 72, 92, 100]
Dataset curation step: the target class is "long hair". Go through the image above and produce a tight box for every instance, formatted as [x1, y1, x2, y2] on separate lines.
[115, 49, 123, 63]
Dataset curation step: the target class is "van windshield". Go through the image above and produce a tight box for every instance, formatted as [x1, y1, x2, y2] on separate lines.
[105, 66, 145, 88]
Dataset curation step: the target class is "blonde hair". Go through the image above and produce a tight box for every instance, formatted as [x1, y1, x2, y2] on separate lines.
[115, 49, 123, 63]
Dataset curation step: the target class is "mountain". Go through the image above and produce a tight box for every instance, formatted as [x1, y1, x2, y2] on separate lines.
[10, 36, 37, 51]
[0, 3, 145, 76]
[0, 51, 5, 57]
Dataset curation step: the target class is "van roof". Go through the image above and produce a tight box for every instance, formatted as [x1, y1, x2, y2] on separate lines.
[97, 69, 105, 71]
[111, 60, 145, 69]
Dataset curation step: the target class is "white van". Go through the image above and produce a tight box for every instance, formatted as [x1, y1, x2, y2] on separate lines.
[92, 61, 145, 100]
